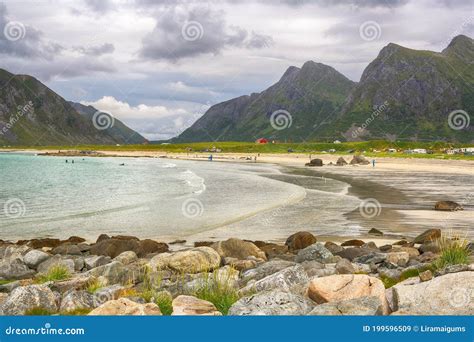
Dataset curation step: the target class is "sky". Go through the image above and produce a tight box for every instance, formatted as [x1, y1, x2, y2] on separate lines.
[0, 0, 472, 140]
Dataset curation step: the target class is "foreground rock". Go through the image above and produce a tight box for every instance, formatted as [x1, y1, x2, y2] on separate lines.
[23, 250, 51, 269]
[307, 274, 389, 314]
[150, 247, 221, 273]
[0, 259, 36, 280]
[390, 271, 474, 315]
[240, 265, 309, 295]
[2, 285, 58, 315]
[240, 259, 296, 283]
[413, 229, 441, 244]
[295, 243, 333, 263]
[350, 155, 370, 165]
[229, 290, 314, 315]
[172, 295, 221, 316]
[211, 238, 266, 261]
[434, 201, 463, 211]
[90, 237, 168, 258]
[88, 298, 161, 315]
[285, 232, 317, 252]
[308, 296, 383, 315]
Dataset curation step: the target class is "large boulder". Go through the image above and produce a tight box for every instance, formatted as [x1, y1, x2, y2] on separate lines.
[390, 271, 474, 315]
[308, 296, 383, 315]
[211, 238, 266, 261]
[2, 285, 59, 315]
[307, 274, 389, 314]
[150, 247, 221, 274]
[23, 250, 51, 269]
[59, 290, 95, 312]
[37, 255, 75, 274]
[136, 239, 169, 257]
[172, 295, 221, 316]
[295, 243, 333, 263]
[434, 201, 463, 211]
[335, 247, 372, 261]
[350, 155, 370, 165]
[0, 244, 30, 260]
[229, 290, 314, 315]
[88, 298, 161, 315]
[51, 243, 82, 256]
[305, 158, 323, 167]
[335, 258, 355, 274]
[240, 265, 309, 295]
[0, 259, 35, 280]
[113, 251, 138, 265]
[240, 259, 296, 283]
[85, 261, 130, 285]
[84, 255, 111, 270]
[413, 229, 441, 244]
[285, 232, 317, 251]
[89, 238, 139, 258]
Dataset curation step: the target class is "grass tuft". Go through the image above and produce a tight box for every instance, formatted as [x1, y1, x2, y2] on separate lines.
[36, 265, 71, 283]
[24, 307, 54, 315]
[434, 234, 471, 269]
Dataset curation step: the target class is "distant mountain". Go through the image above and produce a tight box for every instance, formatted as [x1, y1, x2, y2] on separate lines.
[0, 69, 145, 146]
[332, 34, 474, 142]
[176, 61, 356, 142]
[177, 35, 473, 143]
[69, 102, 147, 145]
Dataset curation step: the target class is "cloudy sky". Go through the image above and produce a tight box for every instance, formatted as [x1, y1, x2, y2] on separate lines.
[0, 0, 472, 140]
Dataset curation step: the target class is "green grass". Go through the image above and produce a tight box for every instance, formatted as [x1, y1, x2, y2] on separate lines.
[434, 234, 471, 269]
[2, 140, 474, 160]
[0, 279, 14, 285]
[36, 265, 71, 283]
[380, 265, 436, 288]
[24, 307, 54, 315]
[154, 292, 173, 316]
[190, 268, 240, 315]
[86, 278, 104, 294]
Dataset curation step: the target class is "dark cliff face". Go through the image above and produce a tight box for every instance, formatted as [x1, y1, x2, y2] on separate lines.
[0, 69, 144, 145]
[178, 35, 473, 143]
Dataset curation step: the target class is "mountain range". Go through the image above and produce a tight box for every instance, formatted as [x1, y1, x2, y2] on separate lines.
[0, 35, 472, 146]
[177, 35, 473, 143]
[0, 69, 146, 146]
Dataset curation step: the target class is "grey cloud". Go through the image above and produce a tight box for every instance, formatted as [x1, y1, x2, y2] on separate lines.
[74, 43, 115, 56]
[138, 6, 273, 61]
[246, 31, 274, 49]
[84, 0, 114, 14]
[0, 3, 64, 60]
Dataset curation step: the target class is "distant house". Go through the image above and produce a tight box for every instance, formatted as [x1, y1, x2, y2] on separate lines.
[333, 140, 341, 144]
[255, 138, 268, 144]
[387, 148, 397, 153]
[412, 149, 427, 154]
[328, 149, 336, 153]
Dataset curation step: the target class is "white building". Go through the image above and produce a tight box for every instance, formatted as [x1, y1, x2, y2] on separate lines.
[412, 149, 427, 154]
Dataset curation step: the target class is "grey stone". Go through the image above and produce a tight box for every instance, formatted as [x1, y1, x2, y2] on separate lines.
[113, 251, 138, 265]
[239, 265, 309, 295]
[240, 259, 296, 283]
[229, 290, 314, 315]
[308, 296, 383, 315]
[23, 250, 51, 269]
[2, 285, 59, 315]
[59, 290, 95, 312]
[85, 261, 131, 285]
[353, 252, 386, 264]
[0, 259, 35, 280]
[336, 258, 355, 274]
[84, 255, 111, 270]
[391, 271, 474, 315]
[37, 255, 75, 274]
[51, 244, 82, 256]
[295, 243, 333, 263]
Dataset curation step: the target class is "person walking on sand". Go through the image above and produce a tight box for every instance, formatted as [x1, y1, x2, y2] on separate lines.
[209, 154, 213, 161]
[65, 159, 68, 163]
[372, 159, 375, 168]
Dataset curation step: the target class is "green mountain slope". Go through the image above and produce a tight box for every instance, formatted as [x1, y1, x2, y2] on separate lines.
[176, 61, 356, 142]
[0, 69, 144, 146]
[69, 102, 147, 145]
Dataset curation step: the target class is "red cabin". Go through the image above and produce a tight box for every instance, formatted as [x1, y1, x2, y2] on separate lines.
[255, 138, 268, 144]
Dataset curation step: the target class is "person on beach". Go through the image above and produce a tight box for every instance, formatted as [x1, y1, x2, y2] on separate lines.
[209, 154, 213, 161]
[372, 159, 376, 167]
[65, 159, 68, 163]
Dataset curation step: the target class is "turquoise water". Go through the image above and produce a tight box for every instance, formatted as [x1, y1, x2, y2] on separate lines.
[0, 153, 307, 241]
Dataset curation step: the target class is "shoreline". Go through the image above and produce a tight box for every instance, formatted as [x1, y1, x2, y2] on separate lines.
[1, 149, 472, 244]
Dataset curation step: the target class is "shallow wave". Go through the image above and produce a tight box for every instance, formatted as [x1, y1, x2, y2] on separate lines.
[161, 163, 177, 168]
[180, 169, 206, 194]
